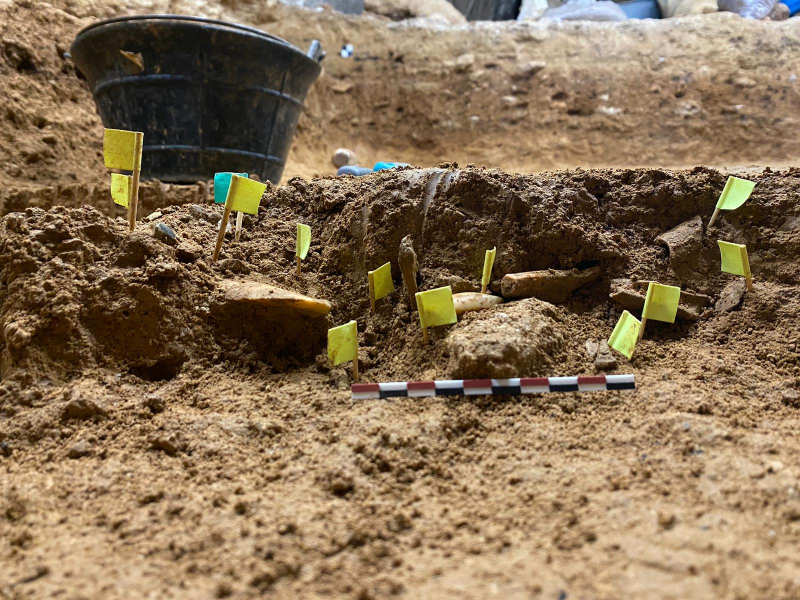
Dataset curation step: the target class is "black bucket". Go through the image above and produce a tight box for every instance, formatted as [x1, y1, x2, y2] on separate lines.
[70, 15, 323, 183]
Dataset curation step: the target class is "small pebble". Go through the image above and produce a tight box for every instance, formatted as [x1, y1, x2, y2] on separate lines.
[68, 440, 92, 459]
[153, 223, 178, 247]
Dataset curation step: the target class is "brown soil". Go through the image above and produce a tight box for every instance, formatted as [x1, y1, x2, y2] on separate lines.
[3, 164, 800, 599]
[3, 1, 800, 599]
[2, 0, 800, 199]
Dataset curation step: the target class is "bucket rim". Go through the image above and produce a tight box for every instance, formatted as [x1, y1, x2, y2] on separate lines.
[72, 14, 315, 64]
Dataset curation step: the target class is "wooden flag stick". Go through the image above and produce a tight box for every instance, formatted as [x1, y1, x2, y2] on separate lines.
[296, 256, 302, 274]
[213, 175, 239, 263]
[213, 204, 232, 263]
[746, 276, 753, 292]
[637, 317, 647, 342]
[234, 211, 243, 242]
[368, 271, 376, 313]
[417, 294, 428, 343]
[128, 133, 143, 232]
[708, 207, 721, 228]
[352, 355, 359, 382]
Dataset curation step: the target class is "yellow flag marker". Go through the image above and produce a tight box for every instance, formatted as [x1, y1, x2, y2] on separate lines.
[212, 175, 266, 263]
[708, 176, 755, 227]
[296, 223, 311, 274]
[481, 247, 497, 294]
[368, 262, 394, 313]
[639, 282, 681, 341]
[328, 320, 359, 381]
[415, 286, 457, 344]
[718, 240, 752, 291]
[103, 128, 143, 232]
[608, 310, 642, 359]
[110, 173, 132, 208]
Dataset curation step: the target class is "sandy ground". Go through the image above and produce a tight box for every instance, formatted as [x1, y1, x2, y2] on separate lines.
[2, 1, 800, 599]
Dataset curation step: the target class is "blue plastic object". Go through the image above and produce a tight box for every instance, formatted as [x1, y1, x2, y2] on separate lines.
[373, 162, 410, 171]
[785, 0, 800, 15]
[337, 166, 372, 176]
[213, 172, 248, 204]
[618, 0, 662, 18]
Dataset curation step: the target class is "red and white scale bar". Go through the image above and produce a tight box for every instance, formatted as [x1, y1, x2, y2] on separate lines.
[351, 375, 635, 400]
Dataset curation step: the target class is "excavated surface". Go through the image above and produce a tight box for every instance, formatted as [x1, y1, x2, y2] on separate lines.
[2, 166, 800, 599]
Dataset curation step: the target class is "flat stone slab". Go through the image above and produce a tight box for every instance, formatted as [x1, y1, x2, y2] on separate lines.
[219, 280, 331, 317]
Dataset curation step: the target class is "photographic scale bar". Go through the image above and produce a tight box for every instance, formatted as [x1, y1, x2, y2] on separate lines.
[351, 374, 636, 400]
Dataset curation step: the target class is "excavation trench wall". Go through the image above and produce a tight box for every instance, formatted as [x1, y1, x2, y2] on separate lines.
[1, 166, 799, 385]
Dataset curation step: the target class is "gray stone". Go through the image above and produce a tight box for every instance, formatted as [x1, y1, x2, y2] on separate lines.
[189, 205, 219, 224]
[152, 223, 178, 247]
[143, 393, 166, 414]
[512, 60, 547, 80]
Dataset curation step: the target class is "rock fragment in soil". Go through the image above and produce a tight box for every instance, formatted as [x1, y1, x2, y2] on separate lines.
[715, 279, 746, 312]
[585, 338, 617, 370]
[67, 440, 92, 459]
[152, 223, 178, 247]
[609, 279, 708, 320]
[219, 280, 331, 317]
[143, 393, 166, 414]
[62, 392, 108, 421]
[446, 298, 564, 379]
[501, 266, 601, 303]
[655, 215, 702, 269]
[594, 343, 618, 371]
[453, 292, 503, 315]
[436, 274, 477, 294]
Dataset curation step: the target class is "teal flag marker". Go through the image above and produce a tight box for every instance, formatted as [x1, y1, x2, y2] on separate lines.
[214, 172, 248, 204]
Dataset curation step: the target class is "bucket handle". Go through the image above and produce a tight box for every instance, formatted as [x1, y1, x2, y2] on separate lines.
[307, 40, 325, 63]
